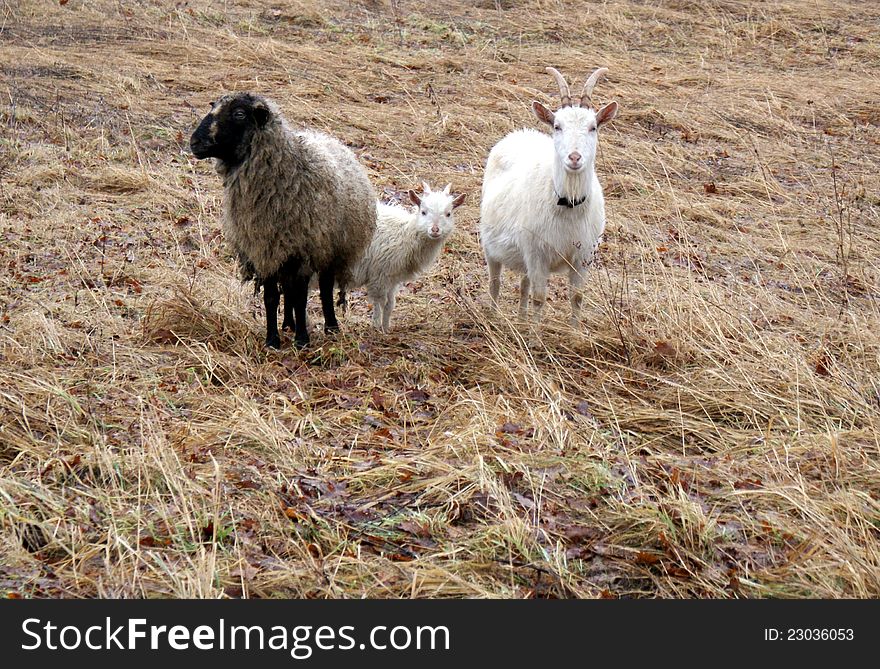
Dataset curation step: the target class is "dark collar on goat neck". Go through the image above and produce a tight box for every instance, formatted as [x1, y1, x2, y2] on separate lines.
[557, 193, 588, 208]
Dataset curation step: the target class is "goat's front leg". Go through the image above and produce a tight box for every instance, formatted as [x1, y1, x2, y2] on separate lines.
[381, 287, 397, 332]
[263, 276, 281, 349]
[368, 286, 384, 330]
[518, 274, 531, 320]
[529, 273, 549, 323]
[487, 258, 502, 307]
[318, 269, 339, 335]
[524, 255, 550, 324]
[568, 266, 584, 326]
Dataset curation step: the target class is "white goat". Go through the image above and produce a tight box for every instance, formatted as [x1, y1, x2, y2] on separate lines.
[479, 67, 618, 323]
[349, 182, 465, 331]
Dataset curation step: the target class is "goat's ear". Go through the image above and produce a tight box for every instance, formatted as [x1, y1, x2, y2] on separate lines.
[452, 192, 466, 209]
[596, 101, 618, 127]
[409, 190, 422, 206]
[443, 183, 452, 194]
[421, 181, 432, 194]
[532, 101, 555, 126]
[252, 104, 271, 127]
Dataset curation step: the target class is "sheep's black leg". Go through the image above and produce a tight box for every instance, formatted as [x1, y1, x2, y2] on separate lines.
[318, 269, 339, 334]
[336, 288, 348, 314]
[281, 285, 295, 332]
[284, 273, 310, 348]
[263, 276, 281, 349]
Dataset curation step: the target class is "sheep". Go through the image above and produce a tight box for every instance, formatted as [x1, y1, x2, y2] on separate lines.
[479, 67, 618, 324]
[339, 182, 465, 332]
[189, 92, 376, 349]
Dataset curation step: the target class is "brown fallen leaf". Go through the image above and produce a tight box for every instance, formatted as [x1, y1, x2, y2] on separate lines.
[498, 422, 522, 434]
[653, 340, 677, 358]
[813, 351, 832, 377]
[370, 387, 387, 411]
[405, 388, 430, 403]
[398, 519, 431, 538]
[283, 507, 309, 521]
[634, 551, 661, 565]
[562, 526, 600, 543]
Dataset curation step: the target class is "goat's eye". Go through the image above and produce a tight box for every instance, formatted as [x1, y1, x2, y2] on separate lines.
[421, 210, 427, 216]
[589, 126, 597, 133]
[232, 109, 246, 121]
[446, 212, 451, 217]
[553, 124, 561, 131]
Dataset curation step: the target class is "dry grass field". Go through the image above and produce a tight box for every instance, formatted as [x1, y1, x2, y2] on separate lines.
[1, 0, 879, 598]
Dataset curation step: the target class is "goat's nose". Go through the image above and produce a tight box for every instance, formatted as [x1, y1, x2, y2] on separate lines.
[568, 151, 582, 164]
[431, 225, 439, 234]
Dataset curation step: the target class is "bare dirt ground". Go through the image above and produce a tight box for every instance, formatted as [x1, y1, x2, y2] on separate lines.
[1, 0, 878, 598]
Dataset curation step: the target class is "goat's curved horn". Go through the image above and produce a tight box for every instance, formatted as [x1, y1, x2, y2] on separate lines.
[545, 67, 572, 107]
[580, 67, 609, 108]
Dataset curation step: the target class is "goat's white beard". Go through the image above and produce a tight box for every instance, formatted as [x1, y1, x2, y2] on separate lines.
[552, 156, 593, 203]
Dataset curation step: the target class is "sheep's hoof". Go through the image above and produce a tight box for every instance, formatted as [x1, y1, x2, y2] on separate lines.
[266, 334, 281, 349]
[294, 334, 310, 349]
[324, 322, 340, 336]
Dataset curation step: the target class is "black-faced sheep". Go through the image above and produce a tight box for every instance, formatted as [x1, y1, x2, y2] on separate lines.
[190, 93, 376, 348]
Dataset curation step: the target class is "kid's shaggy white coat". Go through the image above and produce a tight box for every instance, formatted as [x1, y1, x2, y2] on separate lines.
[350, 184, 464, 331]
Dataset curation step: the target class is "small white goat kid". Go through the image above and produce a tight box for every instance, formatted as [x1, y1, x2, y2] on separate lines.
[480, 66, 619, 323]
[351, 183, 465, 331]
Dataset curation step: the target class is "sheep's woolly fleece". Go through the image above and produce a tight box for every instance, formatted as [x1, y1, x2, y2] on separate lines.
[217, 96, 376, 289]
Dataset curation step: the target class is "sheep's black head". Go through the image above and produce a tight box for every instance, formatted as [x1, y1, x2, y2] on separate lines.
[190, 93, 273, 167]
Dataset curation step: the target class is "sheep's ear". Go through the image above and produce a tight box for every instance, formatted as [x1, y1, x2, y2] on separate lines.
[452, 192, 466, 209]
[252, 104, 271, 127]
[409, 190, 421, 206]
[532, 101, 555, 126]
[596, 101, 618, 127]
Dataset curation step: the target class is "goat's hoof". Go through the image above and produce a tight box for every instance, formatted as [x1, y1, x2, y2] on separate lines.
[266, 334, 281, 349]
[294, 334, 310, 349]
[324, 322, 340, 335]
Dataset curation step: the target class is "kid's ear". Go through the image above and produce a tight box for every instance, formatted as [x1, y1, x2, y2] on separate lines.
[452, 192, 466, 209]
[532, 101, 555, 126]
[409, 190, 422, 206]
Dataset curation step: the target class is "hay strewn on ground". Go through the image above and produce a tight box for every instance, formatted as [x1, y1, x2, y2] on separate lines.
[0, 0, 878, 598]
